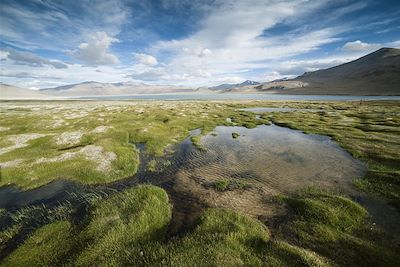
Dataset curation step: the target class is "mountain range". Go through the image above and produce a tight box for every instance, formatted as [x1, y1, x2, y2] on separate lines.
[1, 48, 399, 99]
[40, 81, 194, 96]
[252, 47, 400, 95]
[0, 83, 50, 99]
[208, 80, 260, 91]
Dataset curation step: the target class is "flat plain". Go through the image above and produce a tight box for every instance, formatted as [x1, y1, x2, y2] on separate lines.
[0, 100, 399, 266]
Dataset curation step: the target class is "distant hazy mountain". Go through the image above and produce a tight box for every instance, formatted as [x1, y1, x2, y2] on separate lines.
[0, 83, 49, 99]
[255, 48, 400, 95]
[41, 81, 197, 96]
[3, 48, 399, 97]
[209, 80, 260, 91]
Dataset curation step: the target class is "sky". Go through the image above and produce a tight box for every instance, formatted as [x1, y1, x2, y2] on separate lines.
[0, 0, 399, 89]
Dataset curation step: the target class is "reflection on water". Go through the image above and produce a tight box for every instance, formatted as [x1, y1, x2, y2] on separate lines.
[1, 124, 398, 238]
[0, 180, 82, 209]
[165, 124, 366, 223]
[193, 125, 363, 193]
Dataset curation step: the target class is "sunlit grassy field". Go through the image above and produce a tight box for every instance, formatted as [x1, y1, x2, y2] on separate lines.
[2, 186, 399, 266]
[0, 100, 399, 266]
[0, 101, 268, 189]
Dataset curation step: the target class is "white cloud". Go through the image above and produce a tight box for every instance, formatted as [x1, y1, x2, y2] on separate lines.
[130, 68, 168, 81]
[183, 47, 212, 58]
[1, 49, 68, 69]
[0, 50, 10, 60]
[72, 32, 119, 65]
[197, 48, 212, 58]
[342, 40, 380, 53]
[275, 57, 353, 76]
[387, 40, 400, 48]
[2, 1, 396, 88]
[133, 53, 158, 66]
[0, 0, 129, 51]
[0, 60, 133, 89]
[147, 0, 343, 85]
[217, 76, 245, 84]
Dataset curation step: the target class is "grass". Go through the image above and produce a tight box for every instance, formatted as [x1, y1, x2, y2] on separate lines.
[2, 185, 400, 266]
[269, 101, 400, 210]
[1, 185, 341, 267]
[0, 101, 269, 189]
[75, 185, 171, 266]
[1, 185, 171, 266]
[212, 179, 249, 191]
[213, 179, 230, 191]
[1, 100, 399, 266]
[279, 190, 400, 267]
[1, 221, 74, 267]
[146, 159, 157, 172]
[190, 135, 206, 151]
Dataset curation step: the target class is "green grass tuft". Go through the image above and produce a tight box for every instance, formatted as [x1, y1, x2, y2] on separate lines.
[282, 191, 400, 267]
[213, 179, 230, 191]
[1, 221, 74, 267]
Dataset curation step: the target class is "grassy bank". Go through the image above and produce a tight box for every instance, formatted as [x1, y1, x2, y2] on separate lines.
[0, 101, 267, 189]
[1, 100, 399, 266]
[1, 185, 398, 266]
[268, 101, 400, 209]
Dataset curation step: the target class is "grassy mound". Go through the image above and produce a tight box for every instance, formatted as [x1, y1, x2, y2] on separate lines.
[286, 192, 367, 234]
[1, 221, 74, 267]
[153, 208, 270, 266]
[0, 101, 269, 189]
[2, 186, 338, 267]
[1, 185, 171, 266]
[282, 191, 400, 267]
[75, 185, 171, 266]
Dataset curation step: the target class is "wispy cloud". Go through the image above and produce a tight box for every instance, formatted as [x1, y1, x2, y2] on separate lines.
[0, 0, 399, 88]
[0, 0, 129, 50]
[1, 48, 68, 69]
[145, 0, 343, 84]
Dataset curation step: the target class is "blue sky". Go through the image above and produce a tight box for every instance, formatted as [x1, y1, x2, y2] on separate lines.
[0, 0, 399, 89]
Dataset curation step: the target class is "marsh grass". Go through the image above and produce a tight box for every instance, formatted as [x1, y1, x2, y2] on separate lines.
[0, 101, 270, 189]
[280, 190, 400, 267]
[1, 221, 74, 267]
[75, 185, 171, 266]
[270, 101, 400, 209]
[213, 179, 230, 191]
[1, 186, 341, 267]
[146, 159, 157, 172]
[191, 135, 206, 151]
[212, 179, 249, 191]
[1, 100, 399, 266]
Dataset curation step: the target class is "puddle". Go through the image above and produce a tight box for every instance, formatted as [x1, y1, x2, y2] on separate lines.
[0, 124, 398, 242]
[0, 180, 85, 209]
[185, 125, 364, 194]
[160, 124, 367, 224]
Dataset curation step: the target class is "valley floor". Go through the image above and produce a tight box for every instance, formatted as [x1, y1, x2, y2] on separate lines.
[0, 100, 399, 266]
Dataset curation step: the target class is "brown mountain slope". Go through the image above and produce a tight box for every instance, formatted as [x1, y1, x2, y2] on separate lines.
[0, 83, 49, 99]
[257, 48, 400, 95]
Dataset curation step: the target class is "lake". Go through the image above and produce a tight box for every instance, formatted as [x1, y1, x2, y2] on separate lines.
[76, 93, 400, 101]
